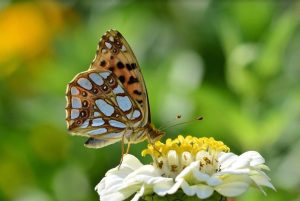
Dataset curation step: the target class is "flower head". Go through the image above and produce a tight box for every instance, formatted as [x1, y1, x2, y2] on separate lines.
[142, 135, 230, 178]
[96, 135, 275, 201]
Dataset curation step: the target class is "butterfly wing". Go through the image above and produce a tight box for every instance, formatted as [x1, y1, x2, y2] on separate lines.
[65, 69, 144, 148]
[89, 30, 151, 125]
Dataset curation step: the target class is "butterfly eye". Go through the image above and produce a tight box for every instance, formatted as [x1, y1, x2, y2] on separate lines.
[82, 100, 89, 107]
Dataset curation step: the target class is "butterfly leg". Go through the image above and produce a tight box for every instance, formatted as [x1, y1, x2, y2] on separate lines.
[118, 132, 126, 170]
[146, 134, 162, 156]
[125, 141, 131, 154]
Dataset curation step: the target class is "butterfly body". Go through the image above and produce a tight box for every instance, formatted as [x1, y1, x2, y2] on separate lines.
[65, 30, 164, 148]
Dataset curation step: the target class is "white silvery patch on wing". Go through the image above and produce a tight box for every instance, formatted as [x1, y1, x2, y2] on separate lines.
[71, 87, 79, 95]
[127, 110, 141, 120]
[104, 132, 123, 138]
[109, 120, 126, 128]
[72, 97, 82, 108]
[113, 85, 124, 94]
[77, 77, 92, 90]
[95, 99, 114, 116]
[80, 120, 89, 128]
[132, 110, 141, 118]
[88, 128, 107, 135]
[89, 73, 104, 86]
[105, 42, 112, 49]
[116, 96, 132, 112]
[121, 45, 126, 52]
[100, 72, 111, 79]
[71, 109, 79, 119]
[92, 118, 105, 126]
[94, 112, 100, 117]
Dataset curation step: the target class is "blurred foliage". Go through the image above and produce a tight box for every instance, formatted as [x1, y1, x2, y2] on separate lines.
[0, 1, 299, 201]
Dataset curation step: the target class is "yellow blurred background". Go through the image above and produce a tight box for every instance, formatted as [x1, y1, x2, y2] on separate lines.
[0, 1, 299, 201]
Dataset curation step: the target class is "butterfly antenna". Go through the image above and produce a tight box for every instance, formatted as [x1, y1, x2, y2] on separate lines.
[160, 116, 203, 131]
[158, 114, 182, 130]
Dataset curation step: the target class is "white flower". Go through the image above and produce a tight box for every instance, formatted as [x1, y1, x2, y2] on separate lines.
[96, 154, 175, 201]
[96, 135, 275, 201]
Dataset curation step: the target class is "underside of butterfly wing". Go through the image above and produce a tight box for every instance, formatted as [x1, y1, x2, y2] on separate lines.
[65, 69, 145, 148]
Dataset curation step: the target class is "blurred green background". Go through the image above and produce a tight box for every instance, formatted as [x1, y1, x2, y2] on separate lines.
[0, 1, 299, 201]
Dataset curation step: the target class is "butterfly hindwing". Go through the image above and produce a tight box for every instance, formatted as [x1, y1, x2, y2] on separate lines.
[65, 69, 143, 147]
[90, 30, 150, 126]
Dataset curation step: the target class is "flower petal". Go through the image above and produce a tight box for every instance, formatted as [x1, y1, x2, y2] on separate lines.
[214, 174, 250, 197]
[180, 180, 214, 199]
[207, 176, 222, 186]
[176, 161, 199, 180]
[195, 184, 214, 199]
[250, 173, 276, 191]
[239, 151, 265, 167]
[167, 178, 183, 194]
[99, 191, 129, 201]
[217, 168, 250, 175]
[215, 181, 249, 197]
[218, 152, 238, 169]
[180, 180, 197, 196]
[120, 154, 144, 170]
[124, 165, 160, 185]
[152, 178, 175, 196]
[192, 168, 210, 182]
[230, 157, 251, 169]
[132, 185, 145, 201]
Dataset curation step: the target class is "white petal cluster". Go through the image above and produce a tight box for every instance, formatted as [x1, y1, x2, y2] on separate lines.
[174, 151, 275, 199]
[96, 151, 274, 201]
[95, 154, 176, 201]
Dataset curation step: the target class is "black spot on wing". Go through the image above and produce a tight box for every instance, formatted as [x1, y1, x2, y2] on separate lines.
[118, 75, 125, 83]
[125, 63, 137, 71]
[128, 76, 139, 84]
[100, 60, 106, 67]
[133, 90, 142, 95]
[131, 63, 137, 70]
[117, 61, 125, 69]
[126, 63, 132, 71]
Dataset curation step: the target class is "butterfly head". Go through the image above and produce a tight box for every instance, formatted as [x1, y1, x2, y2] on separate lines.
[147, 124, 165, 143]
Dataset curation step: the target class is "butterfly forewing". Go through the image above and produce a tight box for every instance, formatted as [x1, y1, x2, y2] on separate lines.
[65, 69, 144, 147]
[66, 29, 164, 149]
[90, 30, 150, 126]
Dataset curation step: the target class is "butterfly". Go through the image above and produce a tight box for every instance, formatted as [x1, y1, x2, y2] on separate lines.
[65, 29, 164, 152]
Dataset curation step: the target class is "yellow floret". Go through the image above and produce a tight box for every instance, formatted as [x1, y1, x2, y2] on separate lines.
[142, 135, 230, 158]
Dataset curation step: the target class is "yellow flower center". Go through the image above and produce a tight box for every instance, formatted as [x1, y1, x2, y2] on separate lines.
[142, 135, 230, 178]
